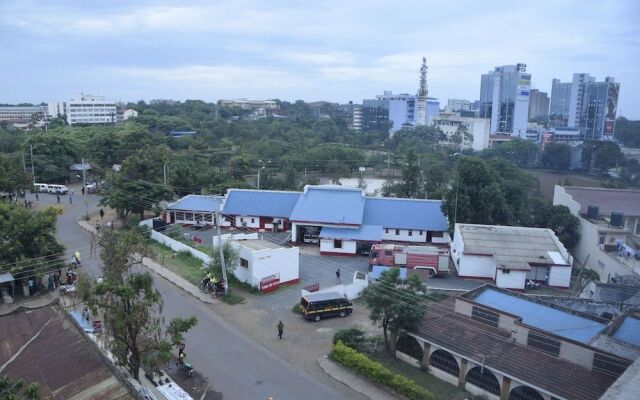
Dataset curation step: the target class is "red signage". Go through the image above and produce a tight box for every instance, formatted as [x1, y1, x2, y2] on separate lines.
[260, 274, 280, 293]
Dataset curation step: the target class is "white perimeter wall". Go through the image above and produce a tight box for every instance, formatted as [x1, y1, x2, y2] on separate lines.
[458, 254, 496, 279]
[548, 266, 572, 287]
[320, 239, 357, 255]
[495, 270, 526, 289]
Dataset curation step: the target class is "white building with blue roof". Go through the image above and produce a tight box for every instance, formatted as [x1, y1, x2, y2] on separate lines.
[166, 185, 450, 256]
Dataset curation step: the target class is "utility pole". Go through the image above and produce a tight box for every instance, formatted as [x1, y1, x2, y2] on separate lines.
[215, 202, 229, 295]
[29, 144, 35, 183]
[82, 157, 88, 219]
[21, 152, 26, 173]
[163, 162, 169, 185]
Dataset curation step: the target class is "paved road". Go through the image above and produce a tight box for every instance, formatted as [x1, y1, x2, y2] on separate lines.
[40, 190, 362, 400]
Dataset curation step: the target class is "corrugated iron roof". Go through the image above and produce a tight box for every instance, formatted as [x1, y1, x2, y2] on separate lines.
[0, 305, 132, 400]
[290, 186, 365, 225]
[564, 186, 640, 216]
[167, 194, 223, 212]
[319, 225, 382, 241]
[363, 197, 448, 231]
[223, 189, 301, 217]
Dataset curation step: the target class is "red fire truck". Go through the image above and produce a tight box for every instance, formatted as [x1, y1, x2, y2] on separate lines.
[368, 244, 450, 277]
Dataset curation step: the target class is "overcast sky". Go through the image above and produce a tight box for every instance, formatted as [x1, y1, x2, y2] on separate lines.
[1, 0, 639, 118]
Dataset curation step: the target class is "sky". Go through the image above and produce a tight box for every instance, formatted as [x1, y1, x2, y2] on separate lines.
[1, 0, 639, 118]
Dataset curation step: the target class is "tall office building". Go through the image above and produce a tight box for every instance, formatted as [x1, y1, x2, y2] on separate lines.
[528, 89, 549, 121]
[581, 77, 619, 141]
[48, 93, 117, 125]
[549, 74, 619, 140]
[362, 92, 439, 134]
[479, 64, 531, 137]
[549, 79, 572, 127]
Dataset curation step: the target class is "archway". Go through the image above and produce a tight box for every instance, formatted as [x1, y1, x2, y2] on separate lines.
[509, 386, 545, 400]
[465, 366, 501, 395]
[428, 350, 459, 376]
[396, 335, 423, 360]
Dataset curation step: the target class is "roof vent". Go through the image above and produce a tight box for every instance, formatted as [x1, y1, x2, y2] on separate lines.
[610, 212, 624, 228]
[587, 206, 599, 220]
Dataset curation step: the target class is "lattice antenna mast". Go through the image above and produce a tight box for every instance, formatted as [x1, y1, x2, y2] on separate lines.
[416, 57, 428, 125]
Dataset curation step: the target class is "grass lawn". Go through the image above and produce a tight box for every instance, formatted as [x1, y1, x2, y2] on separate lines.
[148, 243, 205, 286]
[148, 242, 248, 304]
[369, 350, 478, 400]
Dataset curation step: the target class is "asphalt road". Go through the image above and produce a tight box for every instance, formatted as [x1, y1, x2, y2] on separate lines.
[40, 190, 361, 400]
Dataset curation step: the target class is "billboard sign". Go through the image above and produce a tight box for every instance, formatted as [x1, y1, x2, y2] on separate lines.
[604, 82, 620, 135]
[517, 77, 531, 99]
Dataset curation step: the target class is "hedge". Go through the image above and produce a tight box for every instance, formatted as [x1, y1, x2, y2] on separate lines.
[330, 341, 435, 400]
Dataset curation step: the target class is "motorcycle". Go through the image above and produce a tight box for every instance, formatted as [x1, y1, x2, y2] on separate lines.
[211, 280, 225, 297]
[176, 355, 193, 378]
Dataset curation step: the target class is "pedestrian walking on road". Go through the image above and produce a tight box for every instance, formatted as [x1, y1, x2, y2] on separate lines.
[336, 268, 341, 284]
[35, 193, 39, 201]
[81, 186, 85, 195]
[56, 195, 60, 204]
[47, 275, 54, 292]
[277, 321, 284, 340]
[69, 195, 73, 204]
[99, 208, 104, 219]
[53, 273, 59, 288]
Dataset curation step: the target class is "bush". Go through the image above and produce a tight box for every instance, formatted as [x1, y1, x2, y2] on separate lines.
[333, 328, 365, 348]
[330, 341, 434, 400]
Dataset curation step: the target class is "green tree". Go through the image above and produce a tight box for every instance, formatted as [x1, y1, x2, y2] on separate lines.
[614, 117, 640, 148]
[207, 241, 240, 281]
[0, 203, 64, 278]
[228, 154, 254, 180]
[442, 157, 509, 229]
[531, 201, 581, 251]
[593, 141, 624, 172]
[0, 156, 31, 194]
[0, 375, 39, 400]
[362, 268, 425, 353]
[480, 139, 538, 168]
[25, 133, 81, 183]
[397, 149, 421, 198]
[540, 143, 571, 170]
[79, 231, 197, 380]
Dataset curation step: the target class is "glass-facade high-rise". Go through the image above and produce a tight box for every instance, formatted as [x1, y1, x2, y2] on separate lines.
[549, 79, 571, 128]
[479, 64, 531, 137]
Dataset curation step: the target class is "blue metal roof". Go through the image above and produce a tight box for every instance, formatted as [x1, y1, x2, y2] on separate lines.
[363, 197, 448, 231]
[222, 189, 301, 217]
[167, 195, 222, 212]
[613, 316, 640, 347]
[371, 266, 407, 280]
[474, 289, 606, 343]
[319, 225, 382, 241]
[290, 186, 365, 225]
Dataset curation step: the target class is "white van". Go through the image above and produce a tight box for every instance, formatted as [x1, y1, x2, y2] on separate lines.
[33, 183, 48, 192]
[34, 183, 69, 194]
[46, 184, 69, 195]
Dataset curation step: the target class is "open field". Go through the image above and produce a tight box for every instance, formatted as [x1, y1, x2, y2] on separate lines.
[528, 169, 605, 200]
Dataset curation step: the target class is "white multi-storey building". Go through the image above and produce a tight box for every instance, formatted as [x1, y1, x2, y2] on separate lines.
[445, 99, 471, 113]
[431, 112, 490, 151]
[48, 93, 117, 125]
[0, 106, 48, 125]
[479, 64, 531, 138]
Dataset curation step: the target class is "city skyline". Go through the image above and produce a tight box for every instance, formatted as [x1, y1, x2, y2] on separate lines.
[1, 1, 639, 118]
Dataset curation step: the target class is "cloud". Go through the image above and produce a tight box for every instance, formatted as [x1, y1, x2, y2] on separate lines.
[279, 51, 356, 65]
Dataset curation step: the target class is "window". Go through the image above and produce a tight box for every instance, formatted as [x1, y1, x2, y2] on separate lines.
[385, 250, 392, 256]
[175, 212, 185, 221]
[431, 231, 444, 237]
[240, 258, 249, 268]
[185, 213, 193, 221]
[395, 229, 400, 235]
[471, 306, 499, 327]
[598, 235, 605, 245]
[204, 214, 212, 222]
[527, 331, 560, 357]
[240, 217, 244, 222]
[465, 367, 500, 395]
[593, 353, 629, 376]
[429, 350, 459, 376]
[396, 335, 423, 360]
[334, 240, 343, 249]
[502, 269, 510, 274]
[408, 230, 413, 237]
[251, 218, 255, 223]
[385, 228, 389, 234]
[419, 230, 423, 235]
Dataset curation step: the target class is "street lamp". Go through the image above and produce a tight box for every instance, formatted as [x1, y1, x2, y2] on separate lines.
[163, 161, 170, 185]
[257, 160, 271, 189]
